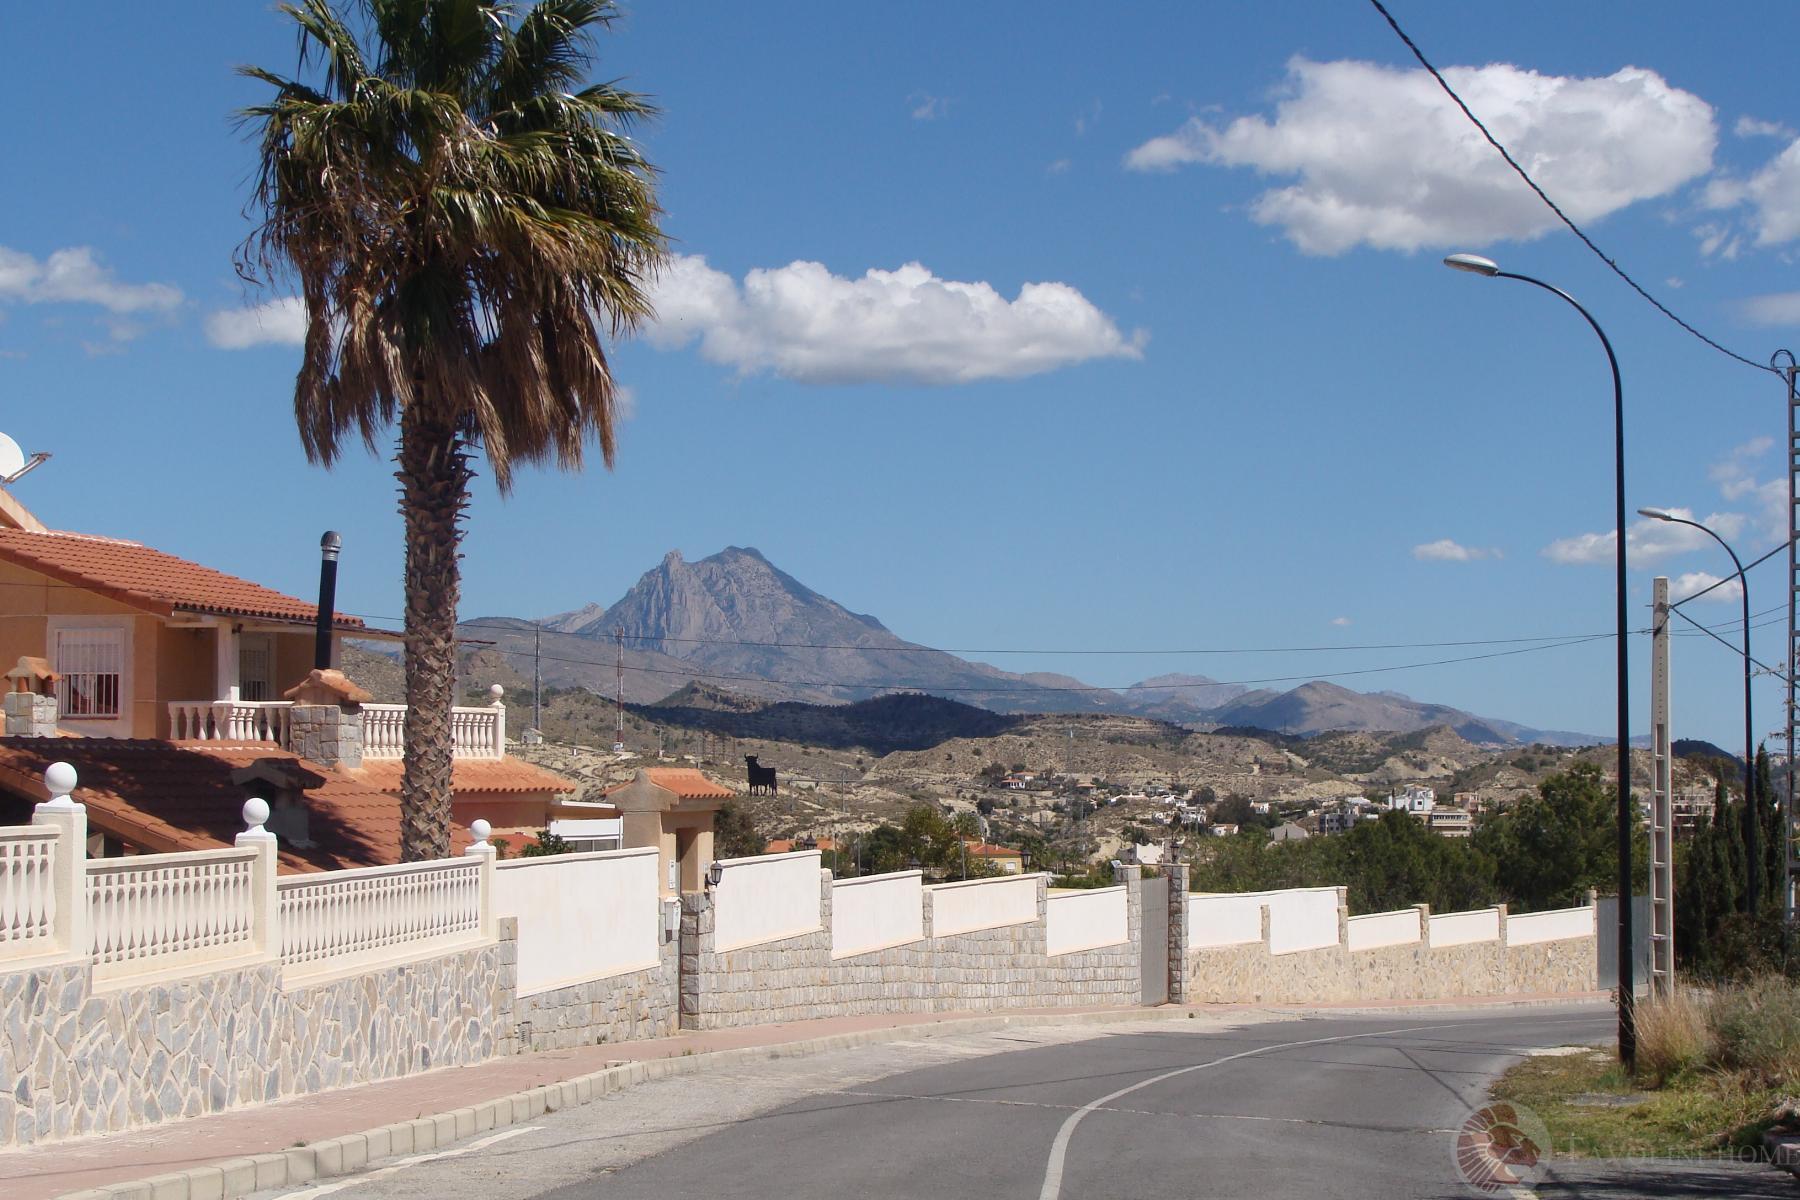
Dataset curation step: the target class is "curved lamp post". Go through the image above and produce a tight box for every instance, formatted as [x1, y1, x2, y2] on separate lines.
[1443, 253, 1636, 1065]
[1638, 507, 1759, 914]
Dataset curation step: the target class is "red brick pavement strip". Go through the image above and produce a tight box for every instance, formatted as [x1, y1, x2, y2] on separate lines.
[0, 992, 1608, 1200]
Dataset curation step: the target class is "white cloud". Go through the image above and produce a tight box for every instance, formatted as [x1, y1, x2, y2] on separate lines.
[1671, 571, 1741, 605]
[1047, 158, 1072, 175]
[1705, 137, 1800, 246]
[1742, 292, 1800, 328]
[1736, 115, 1794, 140]
[1544, 507, 1751, 566]
[0, 245, 182, 314]
[204, 296, 306, 350]
[1125, 58, 1716, 255]
[645, 255, 1146, 385]
[613, 383, 637, 421]
[1412, 538, 1500, 562]
[1330, 616, 1352, 627]
[1692, 221, 1742, 260]
[909, 93, 950, 121]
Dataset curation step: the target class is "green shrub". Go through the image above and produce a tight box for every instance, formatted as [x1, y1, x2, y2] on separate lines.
[1708, 977, 1800, 1087]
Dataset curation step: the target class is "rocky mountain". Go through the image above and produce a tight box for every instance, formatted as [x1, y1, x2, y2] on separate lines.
[457, 545, 1599, 744]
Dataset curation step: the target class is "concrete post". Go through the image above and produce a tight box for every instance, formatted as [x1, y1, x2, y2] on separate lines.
[465, 819, 498, 943]
[488, 685, 507, 755]
[1495, 902, 1510, 949]
[1415, 903, 1432, 948]
[30, 761, 88, 959]
[234, 797, 280, 963]
[1334, 885, 1350, 949]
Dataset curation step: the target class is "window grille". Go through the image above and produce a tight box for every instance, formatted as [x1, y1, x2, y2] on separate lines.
[55, 628, 123, 719]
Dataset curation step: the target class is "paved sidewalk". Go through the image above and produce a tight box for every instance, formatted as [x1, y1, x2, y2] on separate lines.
[0, 992, 1608, 1200]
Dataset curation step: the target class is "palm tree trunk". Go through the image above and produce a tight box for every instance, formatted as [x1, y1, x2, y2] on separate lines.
[396, 406, 472, 862]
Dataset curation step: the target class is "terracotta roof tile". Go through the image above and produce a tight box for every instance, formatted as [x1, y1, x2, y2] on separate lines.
[0, 739, 574, 872]
[0, 528, 367, 630]
[605, 767, 735, 801]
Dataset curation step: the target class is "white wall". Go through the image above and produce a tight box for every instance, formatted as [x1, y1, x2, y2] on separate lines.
[711, 851, 823, 952]
[830, 871, 924, 958]
[1347, 908, 1421, 952]
[1189, 892, 1266, 948]
[1429, 907, 1502, 948]
[1265, 888, 1340, 955]
[1506, 905, 1595, 946]
[929, 874, 1040, 937]
[1045, 886, 1127, 956]
[493, 848, 660, 996]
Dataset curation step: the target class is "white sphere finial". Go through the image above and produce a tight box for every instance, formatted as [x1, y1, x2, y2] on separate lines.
[242, 797, 270, 833]
[470, 818, 492, 845]
[42, 761, 78, 809]
[489, 684, 505, 702]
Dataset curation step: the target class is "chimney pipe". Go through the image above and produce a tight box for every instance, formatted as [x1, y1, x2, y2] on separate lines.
[315, 532, 341, 670]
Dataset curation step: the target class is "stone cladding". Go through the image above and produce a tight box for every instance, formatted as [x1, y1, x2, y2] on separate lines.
[496, 918, 680, 1053]
[0, 943, 499, 1148]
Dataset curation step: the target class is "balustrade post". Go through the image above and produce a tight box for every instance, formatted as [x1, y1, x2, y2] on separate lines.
[465, 818, 498, 941]
[30, 761, 88, 960]
[488, 684, 506, 757]
[235, 798, 281, 963]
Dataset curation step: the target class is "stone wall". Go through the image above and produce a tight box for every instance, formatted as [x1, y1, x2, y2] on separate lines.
[678, 869, 1144, 1030]
[496, 917, 680, 1053]
[1185, 895, 1597, 1005]
[0, 944, 500, 1149]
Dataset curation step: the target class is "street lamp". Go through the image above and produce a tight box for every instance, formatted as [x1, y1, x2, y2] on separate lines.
[1443, 252, 1637, 1066]
[1637, 507, 1759, 913]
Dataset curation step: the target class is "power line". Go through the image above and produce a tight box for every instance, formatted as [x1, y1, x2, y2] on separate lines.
[347, 609, 1629, 657]
[1366, 0, 1780, 377]
[1668, 605, 1788, 681]
[432, 629, 1619, 695]
[1668, 538, 1791, 610]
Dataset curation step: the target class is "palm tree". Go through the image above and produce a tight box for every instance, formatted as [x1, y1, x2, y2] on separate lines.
[240, 0, 666, 860]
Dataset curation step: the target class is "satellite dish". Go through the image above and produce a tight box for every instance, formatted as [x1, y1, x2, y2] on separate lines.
[0, 434, 23, 482]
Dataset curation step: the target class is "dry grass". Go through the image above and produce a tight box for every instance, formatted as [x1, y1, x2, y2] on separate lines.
[1707, 977, 1800, 1087]
[1634, 987, 1714, 1085]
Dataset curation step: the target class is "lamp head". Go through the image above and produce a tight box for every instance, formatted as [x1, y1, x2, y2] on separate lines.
[1443, 253, 1500, 277]
[1636, 507, 1676, 523]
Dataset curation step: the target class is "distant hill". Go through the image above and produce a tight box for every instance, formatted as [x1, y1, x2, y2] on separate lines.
[452, 545, 1602, 744]
[1199, 680, 1598, 745]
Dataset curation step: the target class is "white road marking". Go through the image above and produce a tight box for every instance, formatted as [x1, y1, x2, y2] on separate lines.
[1035, 1017, 1584, 1200]
[267, 1126, 539, 1200]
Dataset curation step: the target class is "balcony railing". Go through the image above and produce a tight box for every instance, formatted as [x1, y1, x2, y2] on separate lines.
[167, 698, 505, 760]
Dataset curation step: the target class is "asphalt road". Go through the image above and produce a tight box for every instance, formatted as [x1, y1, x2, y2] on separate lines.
[255, 1005, 1794, 1200]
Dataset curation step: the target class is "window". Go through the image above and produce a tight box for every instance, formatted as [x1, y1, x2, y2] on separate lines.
[54, 627, 124, 720]
[238, 634, 275, 702]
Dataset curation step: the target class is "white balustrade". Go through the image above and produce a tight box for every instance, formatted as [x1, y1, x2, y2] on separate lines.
[362, 702, 502, 759]
[167, 700, 294, 746]
[360, 703, 406, 758]
[86, 847, 262, 983]
[0, 826, 60, 961]
[277, 856, 485, 979]
[170, 698, 502, 760]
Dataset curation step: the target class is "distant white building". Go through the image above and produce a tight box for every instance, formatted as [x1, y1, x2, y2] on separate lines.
[1388, 784, 1436, 814]
[1122, 842, 1165, 866]
[1319, 808, 1356, 835]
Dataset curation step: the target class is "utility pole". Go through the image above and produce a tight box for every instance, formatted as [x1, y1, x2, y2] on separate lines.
[1649, 577, 1675, 997]
[614, 626, 625, 752]
[1784, 349, 1799, 925]
[532, 622, 542, 736]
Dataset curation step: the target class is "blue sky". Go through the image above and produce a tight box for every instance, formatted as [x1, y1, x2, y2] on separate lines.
[2, 1, 1797, 745]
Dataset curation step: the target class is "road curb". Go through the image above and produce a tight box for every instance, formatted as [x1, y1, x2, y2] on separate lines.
[1765, 1131, 1800, 1176]
[48, 995, 1606, 1200]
